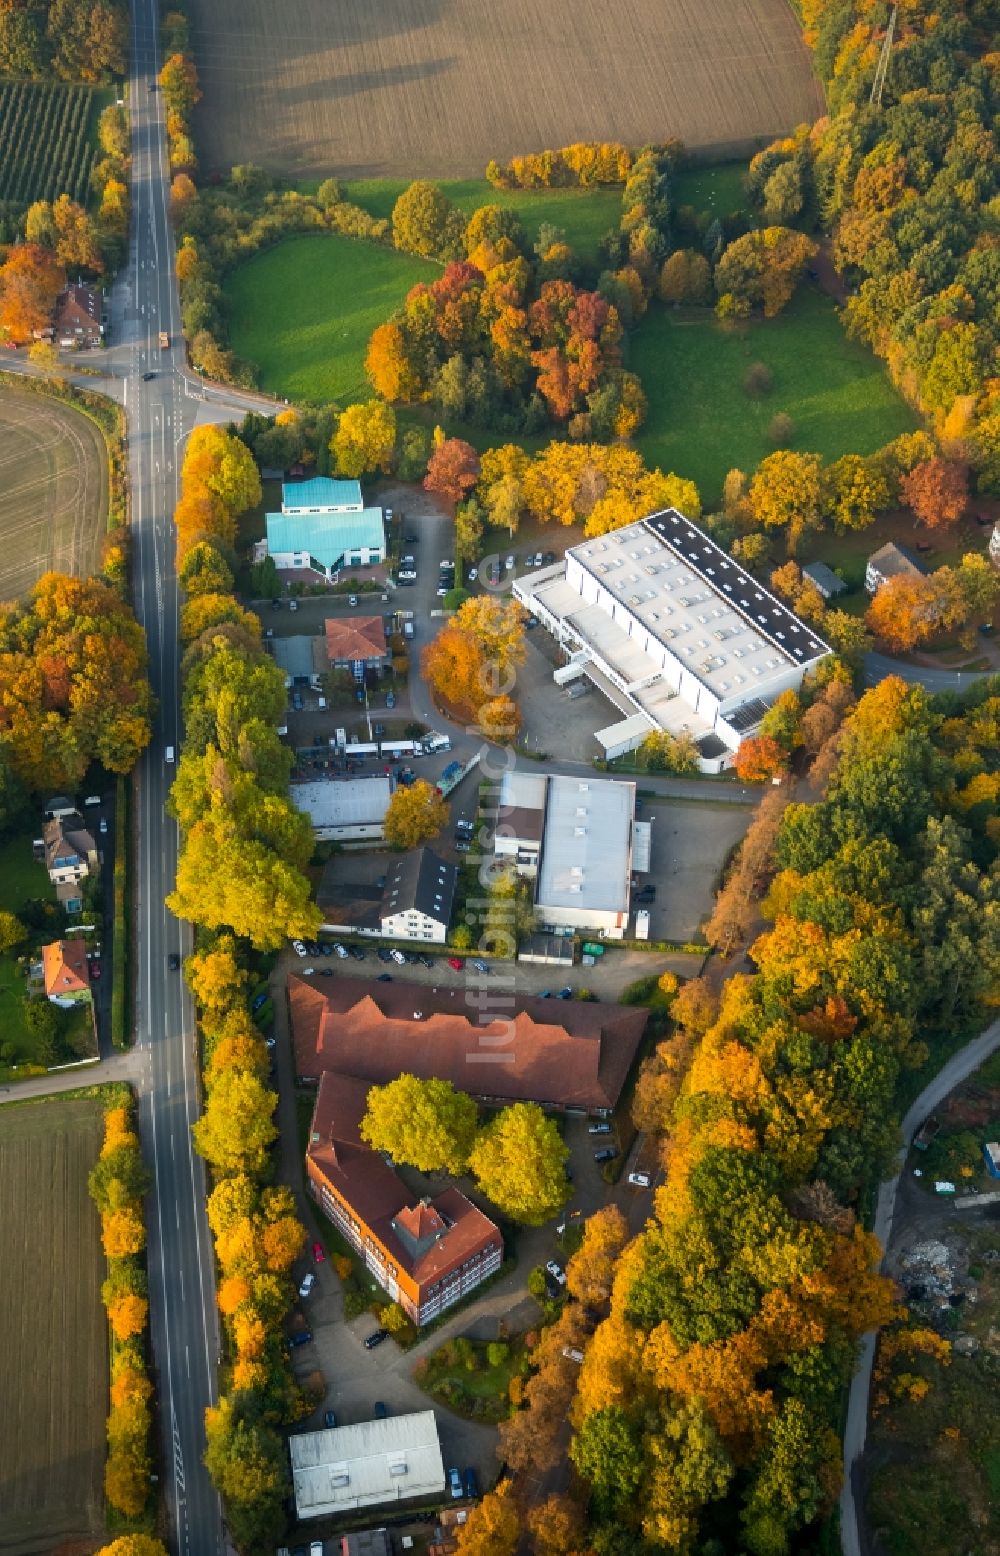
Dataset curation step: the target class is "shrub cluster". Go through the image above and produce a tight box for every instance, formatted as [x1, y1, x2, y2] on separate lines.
[486, 141, 635, 189]
[88, 1098, 154, 1519]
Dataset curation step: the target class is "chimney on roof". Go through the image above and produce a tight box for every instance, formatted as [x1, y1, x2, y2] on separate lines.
[420, 1196, 432, 1208]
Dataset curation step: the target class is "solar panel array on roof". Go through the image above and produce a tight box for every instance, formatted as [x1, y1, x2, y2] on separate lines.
[644, 511, 828, 663]
[727, 698, 772, 735]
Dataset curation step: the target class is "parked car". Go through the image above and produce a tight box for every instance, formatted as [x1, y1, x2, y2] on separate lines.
[588, 1122, 612, 1135]
[448, 1466, 464, 1499]
[252, 991, 269, 1012]
[557, 986, 573, 999]
[545, 1260, 567, 1286]
[312, 1241, 325, 1263]
[168, 952, 181, 971]
[542, 551, 556, 565]
[634, 884, 657, 903]
[398, 568, 417, 581]
[348, 945, 366, 961]
[463, 1466, 480, 1500]
[298, 1273, 316, 1298]
[418, 954, 434, 968]
[374, 1400, 389, 1419]
[376, 973, 393, 983]
[291, 940, 307, 957]
[288, 598, 298, 611]
[385, 692, 396, 708]
[320, 968, 334, 977]
[99, 817, 108, 834]
[309, 1543, 323, 1556]
[291, 691, 303, 711]
[436, 585, 448, 597]
[468, 568, 478, 582]
[318, 941, 333, 956]
[403, 532, 419, 544]
[447, 956, 465, 971]
[389, 948, 406, 964]
[526, 616, 539, 629]
[271, 598, 282, 610]
[142, 370, 155, 381]
[89, 957, 102, 980]
[440, 558, 455, 571]
[628, 1171, 653, 1188]
[377, 947, 393, 963]
[288, 1330, 313, 1348]
[324, 1409, 337, 1428]
[594, 1147, 618, 1164]
[455, 841, 471, 853]
[364, 1328, 389, 1350]
[471, 959, 489, 974]
[332, 942, 349, 959]
[505, 554, 515, 569]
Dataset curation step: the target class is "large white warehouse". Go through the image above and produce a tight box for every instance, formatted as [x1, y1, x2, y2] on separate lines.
[514, 510, 830, 770]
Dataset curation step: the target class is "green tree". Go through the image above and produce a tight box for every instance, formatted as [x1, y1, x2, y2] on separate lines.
[468, 1103, 570, 1225]
[203, 1393, 288, 1551]
[331, 400, 396, 478]
[360, 1074, 479, 1173]
[179, 541, 234, 597]
[0, 910, 28, 953]
[191, 1069, 278, 1176]
[454, 497, 485, 564]
[570, 1407, 644, 1518]
[392, 181, 464, 259]
[383, 779, 448, 850]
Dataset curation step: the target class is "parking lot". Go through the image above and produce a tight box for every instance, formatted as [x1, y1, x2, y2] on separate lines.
[637, 796, 753, 942]
[514, 630, 623, 764]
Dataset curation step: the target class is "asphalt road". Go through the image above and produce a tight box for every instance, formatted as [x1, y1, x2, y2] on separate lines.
[115, 1, 233, 1549]
[839, 1014, 1000, 1556]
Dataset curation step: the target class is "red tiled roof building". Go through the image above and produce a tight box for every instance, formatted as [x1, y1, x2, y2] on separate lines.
[306, 1072, 502, 1325]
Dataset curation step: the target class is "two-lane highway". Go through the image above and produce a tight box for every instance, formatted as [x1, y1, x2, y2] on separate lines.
[124, 0, 223, 1549]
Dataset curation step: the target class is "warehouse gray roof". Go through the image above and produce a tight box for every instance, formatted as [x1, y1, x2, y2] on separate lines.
[535, 776, 634, 915]
[290, 1410, 445, 1518]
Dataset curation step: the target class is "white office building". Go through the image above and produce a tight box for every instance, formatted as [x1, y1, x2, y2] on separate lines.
[514, 510, 829, 771]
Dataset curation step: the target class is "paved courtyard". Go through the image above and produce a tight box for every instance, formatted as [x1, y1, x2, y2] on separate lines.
[638, 797, 753, 943]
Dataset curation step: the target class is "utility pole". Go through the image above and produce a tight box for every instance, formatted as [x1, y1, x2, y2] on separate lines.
[870, 4, 897, 109]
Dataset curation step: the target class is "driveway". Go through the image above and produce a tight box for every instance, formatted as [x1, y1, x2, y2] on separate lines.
[639, 796, 752, 943]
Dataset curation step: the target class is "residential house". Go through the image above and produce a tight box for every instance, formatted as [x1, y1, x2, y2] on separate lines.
[53, 284, 103, 348]
[290, 1407, 446, 1519]
[324, 615, 389, 676]
[865, 542, 927, 595]
[379, 849, 457, 943]
[41, 809, 98, 914]
[289, 973, 647, 1113]
[801, 561, 847, 600]
[264, 478, 386, 581]
[42, 938, 91, 1005]
[514, 510, 829, 770]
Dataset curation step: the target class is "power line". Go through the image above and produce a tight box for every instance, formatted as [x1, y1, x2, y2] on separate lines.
[869, 4, 897, 109]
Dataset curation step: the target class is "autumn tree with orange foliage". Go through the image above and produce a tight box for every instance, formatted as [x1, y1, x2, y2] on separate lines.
[735, 733, 789, 783]
[900, 456, 968, 531]
[424, 435, 481, 506]
[0, 243, 66, 343]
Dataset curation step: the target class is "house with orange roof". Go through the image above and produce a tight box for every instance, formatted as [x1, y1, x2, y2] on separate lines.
[42, 938, 92, 1006]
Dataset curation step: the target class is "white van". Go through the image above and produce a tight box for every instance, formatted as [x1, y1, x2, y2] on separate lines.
[165, 745, 175, 764]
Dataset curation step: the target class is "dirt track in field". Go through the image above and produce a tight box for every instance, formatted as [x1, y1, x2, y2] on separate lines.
[187, 0, 825, 179]
[0, 386, 107, 601]
[0, 1099, 108, 1554]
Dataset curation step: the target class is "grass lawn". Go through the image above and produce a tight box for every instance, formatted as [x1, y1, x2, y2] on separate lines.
[343, 178, 623, 266]
[226, 235, 439, 405]
[631, 286, 918, 505]
[416, 1336, 523, 1423]
[671, 160, 749, 219]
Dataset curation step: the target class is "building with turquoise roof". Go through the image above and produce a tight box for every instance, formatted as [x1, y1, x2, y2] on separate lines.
[264, 477, 385, 580]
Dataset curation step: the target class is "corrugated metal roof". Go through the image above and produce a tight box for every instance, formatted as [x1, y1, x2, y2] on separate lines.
[291, 776, 392, 829]
[282, 477, 362, 509]
[266, 508, 385, 569]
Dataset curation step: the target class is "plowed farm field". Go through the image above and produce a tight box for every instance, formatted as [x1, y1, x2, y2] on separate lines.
[186, 0, 824, 179]
[0, 384, 107, 600]
[0, 1097, 108, 1553]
